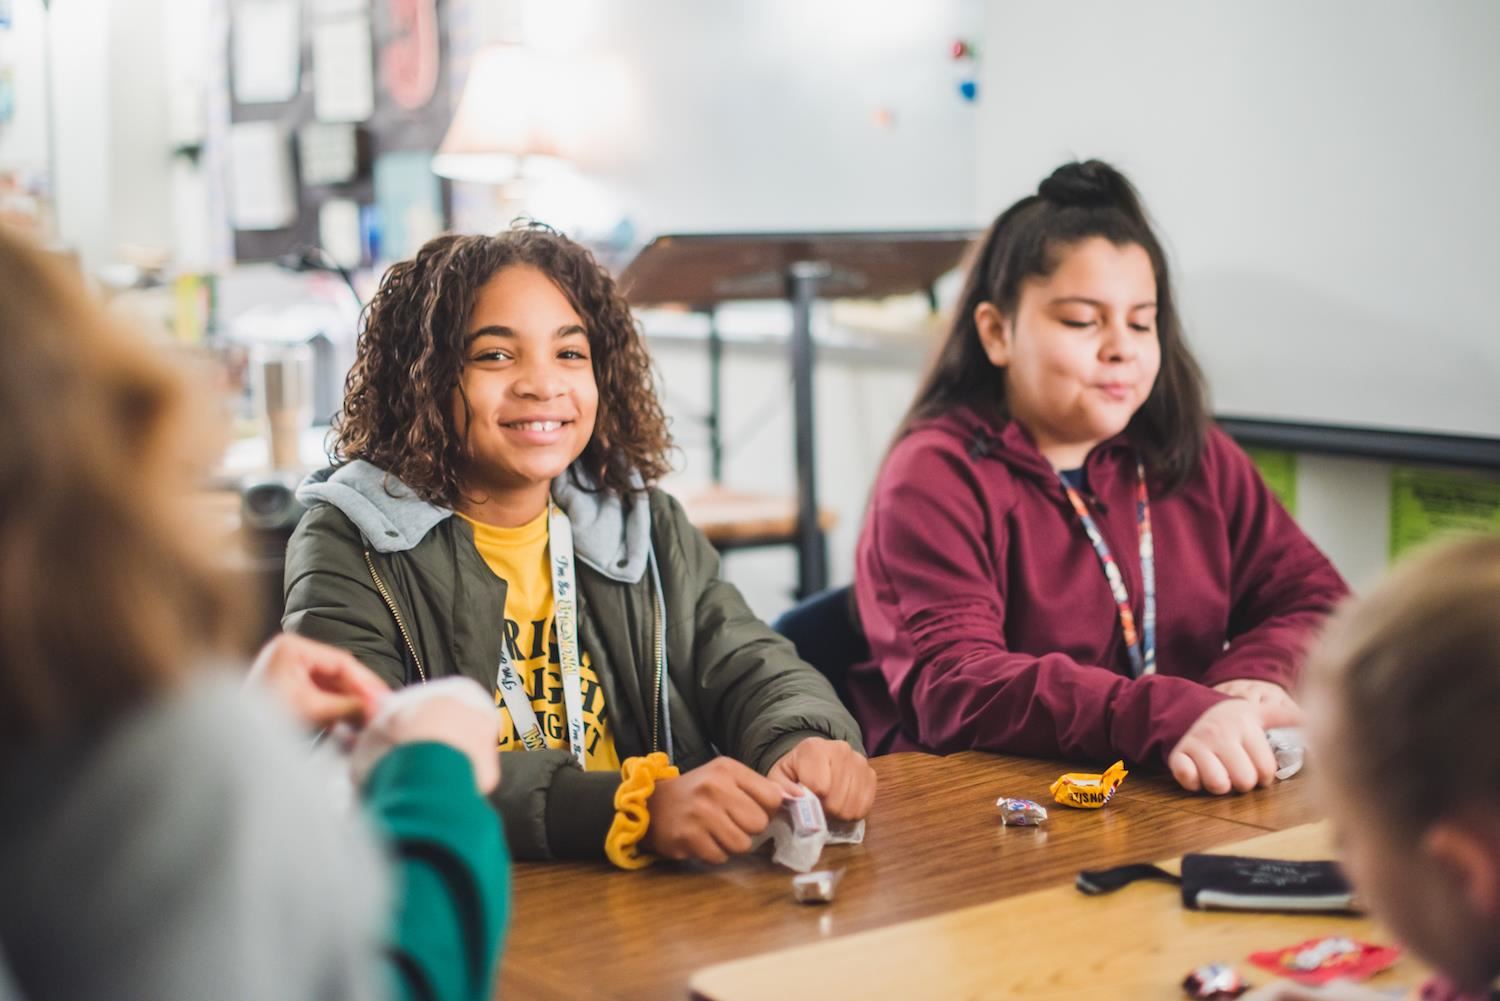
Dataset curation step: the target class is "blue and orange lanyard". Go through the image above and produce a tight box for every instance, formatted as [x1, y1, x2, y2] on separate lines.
[1058, 460, 1157, 677]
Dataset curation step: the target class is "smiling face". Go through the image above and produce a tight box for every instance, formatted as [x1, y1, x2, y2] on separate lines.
[975, 236, 1161, 470]
[450, 265, 598, 522]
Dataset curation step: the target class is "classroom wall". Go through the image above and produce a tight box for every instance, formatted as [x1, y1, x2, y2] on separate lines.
[457, 0, 982, 238]
[47, 1, 112, 264]
[448, 0, 982, 618]
[978, 0, 1500, 441]
[0, 0, 50, 174]
[978, 0, 1500, 591]
[104, 0, 173, 263]
[25, 0, 1473, 613]
[1294, 456, 1393, 592]
[647, 309, 928, 620]
[3, 0, 175, 269]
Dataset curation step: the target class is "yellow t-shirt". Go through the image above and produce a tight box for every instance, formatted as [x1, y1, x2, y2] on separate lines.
[460, 509, 621, 771]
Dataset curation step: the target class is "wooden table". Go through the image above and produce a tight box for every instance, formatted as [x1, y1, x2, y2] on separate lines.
[499, 751, 1322, 1001]
[692, 821, 1421, 1000]
[677, 485, 837, 551]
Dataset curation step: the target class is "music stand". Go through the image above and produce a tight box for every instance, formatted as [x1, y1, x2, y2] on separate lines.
[619, 229, 977, 599]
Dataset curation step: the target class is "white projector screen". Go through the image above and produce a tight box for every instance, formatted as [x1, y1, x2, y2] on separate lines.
[977, 0, 1500, 439]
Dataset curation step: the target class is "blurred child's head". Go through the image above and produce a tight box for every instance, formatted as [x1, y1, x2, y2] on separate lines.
[1305, 534, 1500, 991]
[904, 159, 1206, 488]
[335, 223, 671, 507]
[0, 227, 240, 742]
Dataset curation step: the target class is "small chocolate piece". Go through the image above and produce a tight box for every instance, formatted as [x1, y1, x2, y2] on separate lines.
[1182, 963, 1249, 999]
[791, 869, 842, 904]
[995, 797, 1048, 827]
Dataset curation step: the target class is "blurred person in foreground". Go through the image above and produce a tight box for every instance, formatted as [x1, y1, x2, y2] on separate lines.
[0, 224, 509, 1001]
[1246, 535, 1500, 1001]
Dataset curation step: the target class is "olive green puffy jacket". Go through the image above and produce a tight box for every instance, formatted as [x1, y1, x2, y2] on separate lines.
[283, 461, 864, 861]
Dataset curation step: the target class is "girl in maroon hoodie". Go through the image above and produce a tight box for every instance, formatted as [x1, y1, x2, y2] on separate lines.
[853, 160, 1348, 794]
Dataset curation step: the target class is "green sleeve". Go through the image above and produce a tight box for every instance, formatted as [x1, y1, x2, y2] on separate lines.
[491, 749, 621, 862]
[661, 493, 867, 771]
[283, 507, 410, 690]
[288, 505, 619, 864]
[361, 742, 511, 1001]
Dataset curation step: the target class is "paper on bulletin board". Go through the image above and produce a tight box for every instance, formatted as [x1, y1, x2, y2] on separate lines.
[227, 122, 297, 230]
[1246, 448, 1298, 516]
[298, 122, 360, 185]
[0, 64, 14, 125]
[309, 0, 368, 18]
[313, 15, 374, 122]
[232, 0, 300, 104]
[373, 151, 442, 262]
[173, 274, 207, 344]
[318, 198, 363, 270]
[0, 9, 14, 123]
[1389, 468, 1500, 560]
[0, 0, 16, 139]
[170, 157, 214, 271]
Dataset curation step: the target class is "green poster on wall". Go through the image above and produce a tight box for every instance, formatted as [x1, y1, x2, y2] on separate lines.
[1246, 448, 1298, 516]
[1390, 468, 1500, 560]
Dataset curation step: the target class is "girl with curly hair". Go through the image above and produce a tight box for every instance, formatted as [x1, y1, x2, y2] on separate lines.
[284, 223, 874, 866]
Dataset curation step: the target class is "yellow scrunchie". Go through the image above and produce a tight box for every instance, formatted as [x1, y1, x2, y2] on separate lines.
[604, 752, 680, 870]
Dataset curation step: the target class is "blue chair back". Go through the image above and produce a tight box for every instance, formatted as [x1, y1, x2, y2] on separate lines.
[772, 585, 867, 711]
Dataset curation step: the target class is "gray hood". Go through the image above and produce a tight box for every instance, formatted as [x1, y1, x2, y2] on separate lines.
[296, 460, 653, 584]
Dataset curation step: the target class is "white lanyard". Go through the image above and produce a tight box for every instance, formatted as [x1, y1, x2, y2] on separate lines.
[494, 502, 587, 768]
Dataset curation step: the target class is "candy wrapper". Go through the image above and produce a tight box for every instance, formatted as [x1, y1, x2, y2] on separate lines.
[1265, 727, 1306, 780]
[1248, 936, 1401, 985]
[791, 869, 843, 904]
[1182, 963, 1249, 999]
[1050, 760, 1128, 808]
[751, 786, 865, 872]
[996, 797, 1048, 826]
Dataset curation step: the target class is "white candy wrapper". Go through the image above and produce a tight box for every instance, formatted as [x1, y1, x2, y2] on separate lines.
[750, 785, 866, 873]
[348, 677, 496, 788]
[1266, 726, 1306, 780]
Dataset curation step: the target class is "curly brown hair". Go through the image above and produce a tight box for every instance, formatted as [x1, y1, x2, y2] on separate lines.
[333, 222, 672, 506]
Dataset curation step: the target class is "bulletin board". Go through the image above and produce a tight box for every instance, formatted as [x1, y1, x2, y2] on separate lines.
[226, 0, 454, 265]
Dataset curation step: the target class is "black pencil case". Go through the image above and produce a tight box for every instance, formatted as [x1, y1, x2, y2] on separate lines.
[1076, 854, 1357, 913]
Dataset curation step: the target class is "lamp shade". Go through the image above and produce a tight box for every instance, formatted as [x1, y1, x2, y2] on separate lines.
[432, 45, 573, 183]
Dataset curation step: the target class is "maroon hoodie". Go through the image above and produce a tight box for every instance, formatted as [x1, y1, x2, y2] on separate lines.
[852, 406, 1349, 766]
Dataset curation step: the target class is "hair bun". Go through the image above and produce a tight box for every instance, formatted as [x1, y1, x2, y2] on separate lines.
[1037, 160, 1133, 209]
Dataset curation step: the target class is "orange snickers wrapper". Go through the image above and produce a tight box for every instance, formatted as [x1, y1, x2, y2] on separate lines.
[1049, 760, 1128, 809]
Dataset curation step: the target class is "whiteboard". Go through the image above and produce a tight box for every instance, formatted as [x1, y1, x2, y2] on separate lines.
[505, 0, 982, 236]
[977, 0, 1500, 439]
